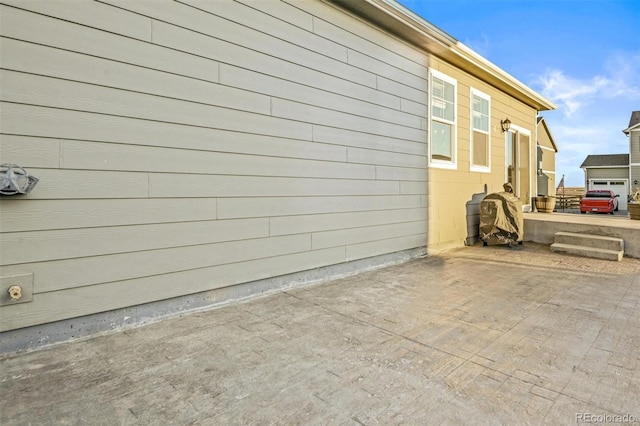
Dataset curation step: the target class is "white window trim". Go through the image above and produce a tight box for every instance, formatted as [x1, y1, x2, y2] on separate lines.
[469, 87, 491, 173]
[428, 69, 457, 170]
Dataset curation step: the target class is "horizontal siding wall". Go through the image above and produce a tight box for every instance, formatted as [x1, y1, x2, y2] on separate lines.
[0, 0, 428, 331]
[631, 131, 640, 164]
[425, 56, 538, 251]
[587, 168, 630, 180]
[631, 166, 640, 191]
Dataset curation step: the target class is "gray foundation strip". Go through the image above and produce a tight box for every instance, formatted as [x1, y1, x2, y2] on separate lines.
[0, 247, 426, 355]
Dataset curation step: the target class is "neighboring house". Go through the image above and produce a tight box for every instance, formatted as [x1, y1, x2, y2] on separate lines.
[536, 116, 558, 196]
[580, 154, 630, 210]
[624, 110, 640, 192]
[579, 111, 640, 211]
[0, 0, 554, 347]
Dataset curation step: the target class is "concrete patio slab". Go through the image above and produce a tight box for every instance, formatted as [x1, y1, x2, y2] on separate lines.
[1, 242, 639, 425]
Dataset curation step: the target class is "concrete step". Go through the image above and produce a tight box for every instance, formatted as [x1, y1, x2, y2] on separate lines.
[554, 231, 624, 252]
[550, 243, 623, 261]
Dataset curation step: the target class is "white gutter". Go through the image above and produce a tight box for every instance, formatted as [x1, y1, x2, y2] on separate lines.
[580, 165, 629, 169]
[623, 122, 640, 135]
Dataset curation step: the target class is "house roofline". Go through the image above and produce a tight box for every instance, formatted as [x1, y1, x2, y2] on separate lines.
[329, 0, 556, 111]
[537, 116, 558, 152]
[580, 165, 629, 169]
[623, 122, 640, 135]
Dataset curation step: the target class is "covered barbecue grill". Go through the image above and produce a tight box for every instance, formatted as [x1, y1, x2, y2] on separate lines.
[479, 187, 524, 246]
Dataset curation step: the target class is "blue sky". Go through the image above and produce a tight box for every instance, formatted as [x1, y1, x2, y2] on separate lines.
[397, 0, 640, 187]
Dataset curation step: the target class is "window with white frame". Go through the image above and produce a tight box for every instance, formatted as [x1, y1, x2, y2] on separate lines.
[429, 70, 457, 167]
[470, 88, 490, 171]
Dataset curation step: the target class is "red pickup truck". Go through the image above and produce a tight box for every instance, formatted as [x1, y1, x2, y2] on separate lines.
[579, 190, 619, 214]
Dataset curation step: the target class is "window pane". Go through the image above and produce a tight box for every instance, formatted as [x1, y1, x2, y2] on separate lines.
[432, 100, 446, 119]
[473, 112, 488, 131]
[432, 77, 455, 122]
[472, 95, 489, 131]
[443, 99, 455, 121]
[433, 78, 444, 99]
[472, 131, 488, 167]
[443, 82, 455, 102]
[431, 121, 452, 161]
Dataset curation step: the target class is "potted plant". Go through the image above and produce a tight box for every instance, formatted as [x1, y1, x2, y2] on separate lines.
[629, 188, 640, 220]
[535, 194, 556, 213]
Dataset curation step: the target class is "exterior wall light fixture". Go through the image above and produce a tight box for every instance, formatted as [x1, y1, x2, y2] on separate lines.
[501, 118, 512, 133]
[0, 164, 39, 196]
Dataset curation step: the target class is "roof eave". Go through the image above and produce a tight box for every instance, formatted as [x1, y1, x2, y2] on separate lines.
[329, 0, 556, 111]
[581, 165, 629, 169]
[623, 122, 640, 135]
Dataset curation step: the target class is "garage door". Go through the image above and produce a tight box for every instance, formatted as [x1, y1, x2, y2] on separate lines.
[589, 180, 628, 210]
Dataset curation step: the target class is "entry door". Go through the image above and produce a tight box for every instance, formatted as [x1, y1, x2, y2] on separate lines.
[505, 129, 531, 205]
[518, 132, 530, 203]
[506, 132, 516, 191]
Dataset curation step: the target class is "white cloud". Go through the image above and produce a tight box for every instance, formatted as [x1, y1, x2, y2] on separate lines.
[536, 70, 614, 117]
[534, 53, 640, 118]
[530, 51, 640, 186]
[604, 51, 640, 96]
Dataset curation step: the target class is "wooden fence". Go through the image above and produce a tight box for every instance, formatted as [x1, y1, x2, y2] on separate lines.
[554, 187, 585, 210]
